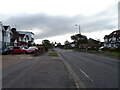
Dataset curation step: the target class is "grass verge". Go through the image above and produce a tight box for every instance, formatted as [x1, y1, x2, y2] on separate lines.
[73, 49, 120, 59]
[48, 49, 58, 56]
[49, 52, 58, 56]
[104, 52, 120, 58]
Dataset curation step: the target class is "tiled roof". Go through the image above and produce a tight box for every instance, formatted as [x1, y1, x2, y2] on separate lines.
[104, 30, 120, 38]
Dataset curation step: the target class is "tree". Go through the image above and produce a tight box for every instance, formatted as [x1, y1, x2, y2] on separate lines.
[42, 39, 50, 44]
[51, 42, 55, 48]
[42, 39, 52, 51]
[71, 34, 88, 48]
[64, 40, 70, 49]
[64, 40, 70, 45]
[57, 42, 62, 48]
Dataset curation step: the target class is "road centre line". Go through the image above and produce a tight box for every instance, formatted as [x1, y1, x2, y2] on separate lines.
[79, 68, 93, 82]
[64, 51, 94, 82]
[58, 49, 94, 82]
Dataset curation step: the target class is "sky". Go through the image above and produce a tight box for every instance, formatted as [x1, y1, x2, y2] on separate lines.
[0, 0, 119, 44]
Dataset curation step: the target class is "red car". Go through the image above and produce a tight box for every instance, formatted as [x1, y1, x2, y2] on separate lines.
[11, 46, 27, 54]
[26, 46, 39, 54]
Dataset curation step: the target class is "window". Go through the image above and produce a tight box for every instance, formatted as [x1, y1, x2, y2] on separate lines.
[112, 37, 116, 41]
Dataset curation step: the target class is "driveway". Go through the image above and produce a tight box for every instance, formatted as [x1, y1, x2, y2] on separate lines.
[2, 54, 33, 68]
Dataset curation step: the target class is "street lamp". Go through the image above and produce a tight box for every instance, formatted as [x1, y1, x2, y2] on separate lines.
[75, 24, 81, 34]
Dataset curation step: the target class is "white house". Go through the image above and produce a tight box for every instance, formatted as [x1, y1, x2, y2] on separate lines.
[104, 30, 120, 48]
[3, 26, 12, 47]
[19, 34, 28, 43]
[18, 31, 34, 46]
[19, 34, 29, 47]
[0, 22, 4, 52]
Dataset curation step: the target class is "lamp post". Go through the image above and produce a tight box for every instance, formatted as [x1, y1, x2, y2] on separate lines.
[75, 24, 81, 34]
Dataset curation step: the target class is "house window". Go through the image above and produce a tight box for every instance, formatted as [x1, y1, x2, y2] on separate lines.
[7, 34, 9, 37]
[111, 44, 114, 47]
[112, 37, 116, 41]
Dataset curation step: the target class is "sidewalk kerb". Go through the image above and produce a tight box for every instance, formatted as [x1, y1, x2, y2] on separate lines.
[56, 50, 85, 89]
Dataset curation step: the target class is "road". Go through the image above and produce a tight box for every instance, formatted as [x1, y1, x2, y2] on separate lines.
[2, 53, 76, 88]
[56, 49, 119, 88]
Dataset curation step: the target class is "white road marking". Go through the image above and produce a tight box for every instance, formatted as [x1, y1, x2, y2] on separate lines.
[56, 50, 85, 88]
[79, 68, 93, 82]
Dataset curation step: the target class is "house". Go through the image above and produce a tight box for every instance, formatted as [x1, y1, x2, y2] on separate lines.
[18, 31, 34, 47]
[3, 26, 12, 47]
[10, 30, 34, 47]
[70, 42, 75, 48]
[87, 38, 100, 49]
[104, 30, 120, 48]
[0, 22, 4, 53]
[19, 34, 29, 47]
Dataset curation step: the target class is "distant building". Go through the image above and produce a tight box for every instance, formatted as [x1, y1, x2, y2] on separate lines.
[19, 34, 29, 47]
[70, 42, 75, 48]
[18, 31, 34, 47]
[104, 30, 120, 48]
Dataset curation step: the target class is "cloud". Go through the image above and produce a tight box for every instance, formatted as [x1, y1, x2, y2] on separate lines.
[3, 4, 117, 39]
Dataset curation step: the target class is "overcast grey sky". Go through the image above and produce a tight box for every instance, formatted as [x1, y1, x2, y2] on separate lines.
[0, 0, 119, 44]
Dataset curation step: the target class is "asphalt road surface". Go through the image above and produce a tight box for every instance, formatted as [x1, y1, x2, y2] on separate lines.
[56, 49, 119, 88]
[2, 53, 76, 88]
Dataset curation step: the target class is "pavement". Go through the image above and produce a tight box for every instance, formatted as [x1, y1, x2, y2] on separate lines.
[2, 52, 76, 88]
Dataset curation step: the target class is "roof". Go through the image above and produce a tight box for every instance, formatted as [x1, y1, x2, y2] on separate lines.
[19, 34, 25, 38]
[104, 30, 120, 38]
[3, 26, 10, 30]
[18, 31, 34, 35]
[11, 28, 19, 35]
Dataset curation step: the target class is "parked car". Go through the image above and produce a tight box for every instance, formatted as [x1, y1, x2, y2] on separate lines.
[2, 46, 13, 55]
[11, 46, 27, 54]
[99, 46, 104, 50]
[26, 46, 39, 54]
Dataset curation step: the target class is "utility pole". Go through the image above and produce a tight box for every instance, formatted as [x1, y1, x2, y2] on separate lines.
[75, 24, 81, 34]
